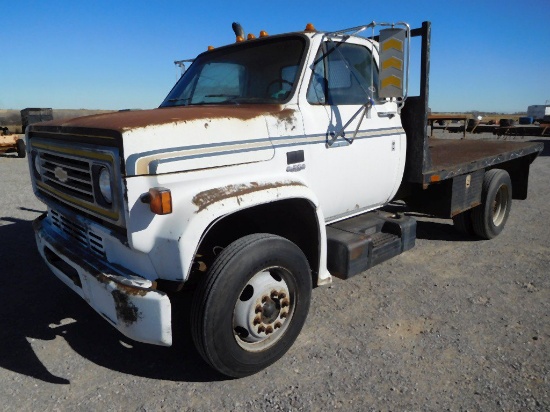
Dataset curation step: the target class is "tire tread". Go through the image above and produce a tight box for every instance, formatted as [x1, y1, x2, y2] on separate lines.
[190, 233, 309, 377]
[472, 169, 511, 239]
[191, 233, 276, 364]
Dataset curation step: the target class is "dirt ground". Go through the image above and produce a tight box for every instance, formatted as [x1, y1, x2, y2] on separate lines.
[0, 133, 548, 411]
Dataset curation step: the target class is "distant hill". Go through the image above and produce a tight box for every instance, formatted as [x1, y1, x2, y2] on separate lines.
[0, 109, 116, 133]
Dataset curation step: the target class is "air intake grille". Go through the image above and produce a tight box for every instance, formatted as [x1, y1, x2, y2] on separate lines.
[50, 209, 106, 257]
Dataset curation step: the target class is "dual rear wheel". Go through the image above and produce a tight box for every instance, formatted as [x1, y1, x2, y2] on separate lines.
[453, 169, 512, 239]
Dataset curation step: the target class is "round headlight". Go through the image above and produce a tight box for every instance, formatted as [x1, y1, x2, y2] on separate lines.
[34, 154, 41, 174]
[98, 167, 112, 204]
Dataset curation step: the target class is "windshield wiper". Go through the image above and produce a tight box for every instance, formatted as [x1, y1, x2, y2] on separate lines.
[205, 94, 240, 98]
[166, 97, 192, 105]
[205, 95, 279, 104]
[203, 94, 241, 104]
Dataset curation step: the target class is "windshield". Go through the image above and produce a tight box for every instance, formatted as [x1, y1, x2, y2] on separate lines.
[161, 35, 307, 107]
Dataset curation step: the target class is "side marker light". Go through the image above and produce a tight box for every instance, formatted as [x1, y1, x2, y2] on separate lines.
[142, 187, 172, 215]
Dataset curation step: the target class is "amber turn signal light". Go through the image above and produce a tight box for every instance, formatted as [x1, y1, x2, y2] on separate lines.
[142, 187, 172, 215]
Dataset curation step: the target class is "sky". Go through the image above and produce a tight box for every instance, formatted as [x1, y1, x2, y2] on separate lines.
[1, 0, 549, 113]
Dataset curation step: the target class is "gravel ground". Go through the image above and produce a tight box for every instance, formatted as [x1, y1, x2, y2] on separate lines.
[1, 133, 549, 411]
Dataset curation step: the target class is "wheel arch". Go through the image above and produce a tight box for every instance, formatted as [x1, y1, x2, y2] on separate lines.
[190, 197, 322, 287]
[489, 154, 537, 200]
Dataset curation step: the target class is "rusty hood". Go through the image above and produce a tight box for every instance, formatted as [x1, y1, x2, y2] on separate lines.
[34, 104, 290, 132]
[31, 105, 296, 176]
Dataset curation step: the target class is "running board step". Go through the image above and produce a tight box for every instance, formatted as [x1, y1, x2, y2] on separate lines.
[326, 211, 416, 279]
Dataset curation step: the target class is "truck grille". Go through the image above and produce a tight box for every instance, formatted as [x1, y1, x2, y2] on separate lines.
[41, 152, 95, 203]
[50, 209, 106, 257]
[31, 138, 122, 225]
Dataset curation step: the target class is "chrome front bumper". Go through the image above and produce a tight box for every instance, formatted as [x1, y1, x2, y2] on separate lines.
[33, 213, 172, 346]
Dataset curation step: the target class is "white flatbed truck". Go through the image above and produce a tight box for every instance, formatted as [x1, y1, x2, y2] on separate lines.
[26, 21, 542, 377]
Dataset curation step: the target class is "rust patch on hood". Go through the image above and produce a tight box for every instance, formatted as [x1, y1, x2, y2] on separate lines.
[193, 181, 304, 213]
[35, 105, 290, 133]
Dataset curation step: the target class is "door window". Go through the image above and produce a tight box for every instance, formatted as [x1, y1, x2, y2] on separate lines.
[307, 42, 378, 105]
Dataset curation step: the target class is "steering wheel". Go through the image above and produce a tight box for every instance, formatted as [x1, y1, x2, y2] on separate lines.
[266, 79, 294, 99]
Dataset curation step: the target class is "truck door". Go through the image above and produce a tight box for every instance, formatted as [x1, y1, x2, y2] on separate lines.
[299, 39, 405, 221]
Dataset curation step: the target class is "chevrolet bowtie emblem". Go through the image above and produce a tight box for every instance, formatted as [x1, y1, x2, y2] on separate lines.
[54, 166, 69, 183]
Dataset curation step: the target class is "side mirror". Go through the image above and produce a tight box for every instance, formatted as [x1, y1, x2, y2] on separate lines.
[378, 28, 407, 100]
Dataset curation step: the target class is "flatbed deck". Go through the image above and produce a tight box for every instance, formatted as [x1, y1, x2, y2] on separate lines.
[423, 138, 544, 184]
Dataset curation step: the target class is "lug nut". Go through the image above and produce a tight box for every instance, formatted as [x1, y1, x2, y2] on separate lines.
[255, 304, 262, 314]
[271, 290, 279, 299]
[258, 325, 265, 333]
[280, 311, 288, 319]
[278, 292, 286, 299]
[262, 295, 268, 303]
[274, 321, 282, 329]
[253, 316, 261, 325]
[281, 299, 289, 308]
[265, 326, 273, 334]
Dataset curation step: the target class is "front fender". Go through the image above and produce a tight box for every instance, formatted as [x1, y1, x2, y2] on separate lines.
[125, 170, 330, 285]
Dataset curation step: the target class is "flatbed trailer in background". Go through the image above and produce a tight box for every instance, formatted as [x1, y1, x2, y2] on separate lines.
[430, 122, 550, 137]
[427, 114, 468, 138]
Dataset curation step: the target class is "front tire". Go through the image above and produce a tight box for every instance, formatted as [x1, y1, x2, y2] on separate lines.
[472, 169, 512, 239]
[191, 233, 312, 378]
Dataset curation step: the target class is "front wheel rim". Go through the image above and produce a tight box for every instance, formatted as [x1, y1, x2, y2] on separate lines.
[233, 267, 294, 352]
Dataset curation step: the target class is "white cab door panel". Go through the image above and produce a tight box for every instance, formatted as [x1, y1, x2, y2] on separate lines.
[298, 40, 404, 221]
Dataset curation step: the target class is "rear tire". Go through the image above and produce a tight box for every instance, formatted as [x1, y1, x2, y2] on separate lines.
[472, 169, 512, 239]
[191, 233, 312, 378]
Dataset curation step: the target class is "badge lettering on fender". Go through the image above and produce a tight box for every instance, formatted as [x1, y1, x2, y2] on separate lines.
[286, 164, 306, 173]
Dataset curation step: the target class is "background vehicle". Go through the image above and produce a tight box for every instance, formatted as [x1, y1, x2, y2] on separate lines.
[1, 108, 53, 158]
[20, 108, 53, 133]
[0, 127, 26, 158]
[527, 103, 550, 123]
